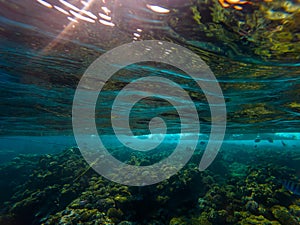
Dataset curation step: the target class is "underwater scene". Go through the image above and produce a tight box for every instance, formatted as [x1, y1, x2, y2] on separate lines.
[1, 0, 300, 224]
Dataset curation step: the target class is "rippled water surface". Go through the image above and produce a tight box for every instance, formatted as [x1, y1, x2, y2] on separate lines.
[1, 0, 300, 136]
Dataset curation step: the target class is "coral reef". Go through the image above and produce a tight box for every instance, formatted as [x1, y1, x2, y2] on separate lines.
[0, 146, 299, 225]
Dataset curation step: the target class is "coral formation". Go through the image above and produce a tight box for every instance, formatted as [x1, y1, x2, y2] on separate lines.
[0, 146, 299, 225]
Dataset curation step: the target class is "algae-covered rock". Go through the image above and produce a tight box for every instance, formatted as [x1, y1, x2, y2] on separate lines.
[238, 215, 280, 225]
[114, 195, 129, 204]
[45, 208, 106, 225]
[245, 200, 259, 213]
[271, 205, 298, 225]
[169, 217, 188, 225]
[190, 212, 212, 225]
[118, 221, 133, 225]
[289, 204, 300, 217]
[107, 208, 124, 223]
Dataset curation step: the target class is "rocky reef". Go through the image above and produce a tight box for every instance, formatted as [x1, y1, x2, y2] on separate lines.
[0, 145, 299, 225]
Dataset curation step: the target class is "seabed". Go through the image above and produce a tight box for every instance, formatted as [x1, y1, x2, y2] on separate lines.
[1, 138, 300, 225]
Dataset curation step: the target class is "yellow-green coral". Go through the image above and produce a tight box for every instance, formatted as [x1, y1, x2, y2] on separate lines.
[190, 212, 212, 225]
[289, 204, 300, 217]
[238, 215, 280, 225]
[191, 6, 201, 25]
[271, 205, 298, 225]
[169, 217, 188, 225]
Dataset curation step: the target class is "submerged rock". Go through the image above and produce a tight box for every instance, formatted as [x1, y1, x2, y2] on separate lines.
[245, 200, 259, 213]
[238, 215, 280, 225]
[271, 205, 298, 225]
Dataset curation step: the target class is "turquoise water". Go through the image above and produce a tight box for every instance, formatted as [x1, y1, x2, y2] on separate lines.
[1, 0, 300, 224]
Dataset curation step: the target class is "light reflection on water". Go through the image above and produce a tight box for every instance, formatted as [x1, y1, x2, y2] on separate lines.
[0, 0, 300, 135]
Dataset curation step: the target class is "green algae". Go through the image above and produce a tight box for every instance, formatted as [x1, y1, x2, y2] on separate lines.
[238, 215, 280, 225]
[190, 212, 213, 225]
[191, 6, 202, 25]
[169, 217, 188, 225]
[169, 0, 300, 62]
[271, 205, 299, 225]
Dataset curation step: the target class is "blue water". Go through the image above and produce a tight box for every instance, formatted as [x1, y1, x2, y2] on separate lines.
[1, 133, 300, 160]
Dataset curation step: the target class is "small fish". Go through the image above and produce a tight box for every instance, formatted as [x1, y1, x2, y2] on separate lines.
[254, 138, 261, 143]
[267, 137, 273, 143]
[79, 200, 88, 206]
[281, 141, 287, 147]
[282, 180, 300, 195]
